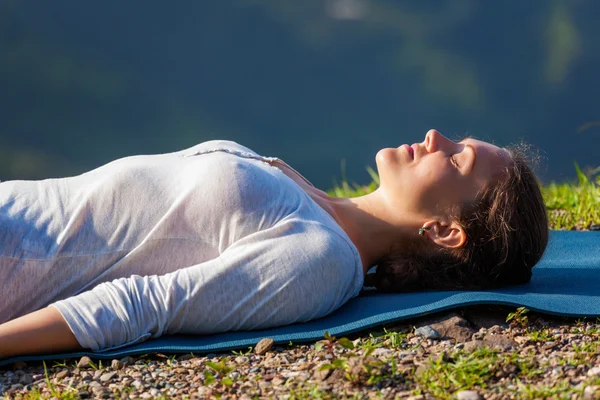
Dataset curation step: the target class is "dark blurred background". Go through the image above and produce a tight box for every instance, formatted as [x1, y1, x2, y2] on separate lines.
[1, 1, 598, 189]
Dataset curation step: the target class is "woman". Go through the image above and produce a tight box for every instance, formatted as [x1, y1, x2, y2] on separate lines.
[0, 129, 548, 358]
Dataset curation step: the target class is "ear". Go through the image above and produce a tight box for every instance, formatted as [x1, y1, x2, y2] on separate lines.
[423, 220, 466, 249]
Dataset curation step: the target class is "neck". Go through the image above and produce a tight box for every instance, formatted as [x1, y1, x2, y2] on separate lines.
[319, 188, 420, 276]
[270, 160, 420, 275]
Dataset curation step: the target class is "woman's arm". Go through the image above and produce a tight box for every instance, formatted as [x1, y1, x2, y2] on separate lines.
[0, 307, 83, 359]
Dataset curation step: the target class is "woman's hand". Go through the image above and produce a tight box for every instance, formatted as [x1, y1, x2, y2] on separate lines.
[0, 307, 83, 359]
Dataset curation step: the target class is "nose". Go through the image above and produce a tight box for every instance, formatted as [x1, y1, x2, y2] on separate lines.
[424, 129, 452, 153]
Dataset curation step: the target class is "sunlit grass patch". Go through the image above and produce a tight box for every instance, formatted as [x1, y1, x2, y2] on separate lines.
[509, 378, 584, 400]
[412, 347, 500, 399]
[543, 163, 600, 230]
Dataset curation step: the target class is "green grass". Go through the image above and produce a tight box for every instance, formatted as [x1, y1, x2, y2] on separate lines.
[543, 163, 600, 230]
[413, 347, 500, 398]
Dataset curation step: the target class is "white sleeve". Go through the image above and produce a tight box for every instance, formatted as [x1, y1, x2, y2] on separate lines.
[49, 219, 360, 352]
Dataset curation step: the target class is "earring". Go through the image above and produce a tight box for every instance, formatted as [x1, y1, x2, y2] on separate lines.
[418, 226, 431, 236]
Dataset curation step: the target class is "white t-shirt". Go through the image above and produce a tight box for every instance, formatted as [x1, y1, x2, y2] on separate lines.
[0, 140, 364, 351]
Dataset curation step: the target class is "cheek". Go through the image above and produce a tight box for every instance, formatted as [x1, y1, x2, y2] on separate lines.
[414, 169, 457, 203]
[414, 165, 452, 185]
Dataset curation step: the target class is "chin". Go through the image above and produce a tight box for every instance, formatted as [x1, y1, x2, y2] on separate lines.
[375, 148, 401, 185]
[375, 148, 399, 167]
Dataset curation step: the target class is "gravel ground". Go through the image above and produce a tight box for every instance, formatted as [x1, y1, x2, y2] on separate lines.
[1, 305, 600, 399]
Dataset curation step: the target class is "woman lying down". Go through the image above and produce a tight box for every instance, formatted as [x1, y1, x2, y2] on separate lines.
[0, 129, 548, 358]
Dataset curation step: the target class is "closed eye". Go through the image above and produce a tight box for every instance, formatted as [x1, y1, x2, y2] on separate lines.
[450, 155, 460, 168]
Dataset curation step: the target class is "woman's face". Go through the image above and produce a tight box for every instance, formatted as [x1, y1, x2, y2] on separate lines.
[375, 129, 512, 219]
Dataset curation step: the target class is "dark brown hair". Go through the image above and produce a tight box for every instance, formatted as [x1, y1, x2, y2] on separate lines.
[364, 140, 549, 292]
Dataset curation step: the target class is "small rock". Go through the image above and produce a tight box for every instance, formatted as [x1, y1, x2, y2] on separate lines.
[119, 356, 135, 367]
[414, 325, 440, 340]
[55, 369, 70, 379]
[484, 334, 517, 350]
[372, 347, 393, 358]
[456, 390, 483, 400]
[174, 367, 188, 374]
[77, 356, 94, 369]
[254, 338, 275, 355]
[177, 354, 195, 361]
[111, 359, 121, 370]
[589, 223, 600, 231]
[543, 341, 560, 351]
[463, 340, 486, 352]
[9, 383, 24, 392]
[584, 385, 599, 400]
[100, 371, 118, 382]
[271, 377, 285, 386]
[234, 356, 249, 364]
[488, 324, 505, 334]
[279, 355, 290, 364]
[429, 314, 476, 343]
[513, 336, 530, 344]
[313, 364, 332, 381]
[262, 372, 276, 381]
[18, 374, 33, 385]
[587, 366, 600, 377]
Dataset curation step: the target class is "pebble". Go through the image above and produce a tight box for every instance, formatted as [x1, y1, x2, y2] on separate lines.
[77, 356, 94, 369]
[414, 325, 441, 339]
[372, 347, 393, 357]
[463, 340, 486, 351]
[55, 369, 70, 379]
[587, 366, 600, 377]
[584, 385, 599, 399]
[456, 390, 483, 400]
[483, 333, 517, 350]
[100, 371, 118, 382]
[254, 338, 275, 355]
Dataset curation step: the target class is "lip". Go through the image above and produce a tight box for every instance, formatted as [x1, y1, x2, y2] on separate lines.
[402, 144, 414, 159]
[410, 143, 417, 160]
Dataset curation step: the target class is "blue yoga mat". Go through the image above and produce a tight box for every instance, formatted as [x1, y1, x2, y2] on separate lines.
[1, 230, 598, 367]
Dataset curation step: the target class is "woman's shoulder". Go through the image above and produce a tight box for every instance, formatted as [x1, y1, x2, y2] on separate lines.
[285, 217, 365, 297]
